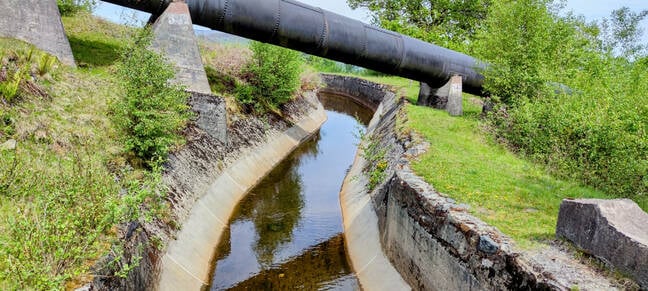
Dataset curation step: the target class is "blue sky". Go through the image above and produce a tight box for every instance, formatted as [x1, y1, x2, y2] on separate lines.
[94, 0, 647, 39]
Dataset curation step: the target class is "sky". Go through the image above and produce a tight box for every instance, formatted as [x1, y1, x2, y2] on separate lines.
[94, 0, 647, 39]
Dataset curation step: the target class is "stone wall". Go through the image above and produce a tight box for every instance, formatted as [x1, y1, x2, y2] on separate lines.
[320, 74, 391, 111]
[337, 75, 601, 290]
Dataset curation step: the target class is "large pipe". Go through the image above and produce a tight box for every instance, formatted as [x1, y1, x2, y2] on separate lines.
[102, 0, 486, 96]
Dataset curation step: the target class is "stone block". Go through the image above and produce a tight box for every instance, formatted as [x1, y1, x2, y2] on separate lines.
[446, 75, 463, 116]
[151, 1, 211, 94]
[0, 0, 75, 66]
[556, 198, 648, 289]
[189, 93, 227, 144]
[417, 75, 463, 116]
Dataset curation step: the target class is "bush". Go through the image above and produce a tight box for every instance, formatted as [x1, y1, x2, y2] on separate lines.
[473, 0, 648, 206]
[236, 41, 303, 113]
[112, 31, 191, 167]
[57, 0, 96, 16]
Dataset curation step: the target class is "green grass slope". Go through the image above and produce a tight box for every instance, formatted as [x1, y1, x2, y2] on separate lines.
[360, 75, 618, 248]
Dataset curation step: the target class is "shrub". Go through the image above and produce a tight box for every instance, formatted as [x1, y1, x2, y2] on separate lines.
[236, 41, 303, 113]
[57, 0, 96, 16]
[473, 0, 648, 206]
[112, 31, 191, 167]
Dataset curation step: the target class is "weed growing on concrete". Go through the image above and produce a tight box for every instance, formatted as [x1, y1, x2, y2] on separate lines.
[357, 128, 389, 191]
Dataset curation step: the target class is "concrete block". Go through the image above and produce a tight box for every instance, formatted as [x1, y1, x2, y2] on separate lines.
[556, 198, 648, 289]
[189, 93, 227, 144]
[0, 0, 75, 66]
[417, 75, 463, 116]
[446, 75, 463, 116]
[151, 1, 211, 94]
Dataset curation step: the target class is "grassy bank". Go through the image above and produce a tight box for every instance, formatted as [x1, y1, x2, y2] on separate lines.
[0, 14, 174, 289]
[354, 75, 618, 248]
[0, 36, 125, 288]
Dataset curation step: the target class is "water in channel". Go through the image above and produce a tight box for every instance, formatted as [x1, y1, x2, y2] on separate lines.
[208, 93, 373, 290]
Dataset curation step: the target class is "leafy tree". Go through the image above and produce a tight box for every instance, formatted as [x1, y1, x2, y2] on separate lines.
[600, 7, 648, 58]
[236, 42, 303, 113]
[57, 0, 96, 16]
[348, 0, 492, 51]
[474, 0, 648, 204]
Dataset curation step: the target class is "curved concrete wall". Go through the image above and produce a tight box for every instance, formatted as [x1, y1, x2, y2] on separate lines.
[335, 76, 583, 290]
[156, 96, 327, 290]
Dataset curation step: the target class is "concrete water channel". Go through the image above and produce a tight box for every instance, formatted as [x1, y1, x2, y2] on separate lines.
[208, 93, 374, 290]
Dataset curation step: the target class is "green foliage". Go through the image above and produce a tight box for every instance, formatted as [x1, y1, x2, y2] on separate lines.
[0, 69, 22, 103]
[37, 54, 56, 76]
[112, 31, 191, 167]
[600, 7, 648, 58]
[348, 0, 491, 51]
[357, 129, 389, 191]
[205, 66, 237, 94]
[304, 55, 361, 74]
[0, 47, 56, 104]
[473, 1, 648, 206]
[236, 41, 303, 113]
[472, 0, 594, 105]
[57, 0, 96, 16]
[0, 146, 121, 289]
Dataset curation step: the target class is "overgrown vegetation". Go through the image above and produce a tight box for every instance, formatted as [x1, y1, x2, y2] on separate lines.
[0, 39, 125, 289]
[0, 14, 185, 289]
[357, 129, 389, 190]
[57, 0, 96, 16]
[112, 30, 191, 168]
[472, 0, 647, 209]
[355, 0, 647, 218]
[235, 41, 303, 113]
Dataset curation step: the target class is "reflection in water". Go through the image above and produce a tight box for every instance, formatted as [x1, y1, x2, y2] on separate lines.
[210, 93, 371, 290]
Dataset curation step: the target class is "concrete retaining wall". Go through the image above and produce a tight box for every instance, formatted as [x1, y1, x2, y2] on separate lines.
[337, 76, 567, 290]
[90, 93, 325, 290]
[320, 74, 390, 112]
[156, 94, 326, 290]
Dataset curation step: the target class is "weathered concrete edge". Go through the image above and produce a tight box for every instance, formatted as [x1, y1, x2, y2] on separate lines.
[336, 75, 567, 290]
[556, 198, 648, 289]
[156, 100, 327, 290]
[340, 99, 411, 291]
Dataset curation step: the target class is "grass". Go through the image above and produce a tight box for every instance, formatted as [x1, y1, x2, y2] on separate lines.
[0, 36, 124, 288]
[62, 12, 134, 72]
[0, 14, 167, 289]
[353, 75, 612, 248]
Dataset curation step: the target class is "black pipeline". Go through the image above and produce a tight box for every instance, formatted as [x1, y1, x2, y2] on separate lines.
[104, 0, 486, 96]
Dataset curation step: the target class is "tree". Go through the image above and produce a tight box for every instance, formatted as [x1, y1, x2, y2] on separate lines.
[57, 0, 96, 16]
[347, 0, 492, 51]
[600, 7, 648, 58]
[236, 42, 303, 113]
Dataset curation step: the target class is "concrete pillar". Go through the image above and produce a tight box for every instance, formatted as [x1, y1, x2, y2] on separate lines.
[417, 75, 463, 116]
[150, 1, 211, 95]
[0, 0, 76, 66]
[446, 75, 463, 116]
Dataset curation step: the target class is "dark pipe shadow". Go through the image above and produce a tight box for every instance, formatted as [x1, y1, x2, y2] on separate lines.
[68, 36, 122, 67]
